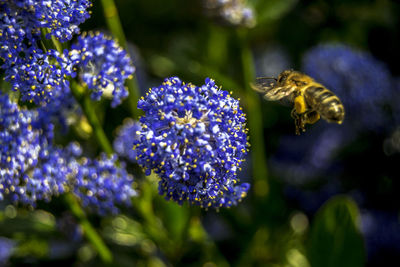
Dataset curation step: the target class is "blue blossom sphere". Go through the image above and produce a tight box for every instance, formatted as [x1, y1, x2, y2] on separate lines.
[134, 77, 250, 208]
[70, 32, 135, 107]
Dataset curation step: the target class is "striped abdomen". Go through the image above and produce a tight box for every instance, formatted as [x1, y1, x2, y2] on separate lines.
[304, 85, 345, 124]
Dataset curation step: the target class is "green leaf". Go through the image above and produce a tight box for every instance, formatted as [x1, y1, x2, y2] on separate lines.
[307, 196, 366, 267]
[252, 0, 298, 24]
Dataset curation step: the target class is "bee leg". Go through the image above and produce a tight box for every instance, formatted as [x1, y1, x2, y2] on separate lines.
[304, 111, 320, 125]
[291, 108, 304, 135]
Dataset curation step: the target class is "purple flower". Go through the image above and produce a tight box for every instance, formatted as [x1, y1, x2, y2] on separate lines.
[113, 119, 142, 163]
[70, 32, 135, 107]
[0, 93, 136, 214]
[70, 150, 137, 215]
[3, 48, 74, 105]
[134, 77, 250, 208]
[0, 237, 15, 264]
[0, 92, 59, 204]
[0, 0, 92, 43]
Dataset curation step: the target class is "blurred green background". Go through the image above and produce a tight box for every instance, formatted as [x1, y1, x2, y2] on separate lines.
[1, 0, 400, 266]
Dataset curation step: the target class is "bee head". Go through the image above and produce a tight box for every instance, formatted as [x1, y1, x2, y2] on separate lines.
[276, 70, 292, 85]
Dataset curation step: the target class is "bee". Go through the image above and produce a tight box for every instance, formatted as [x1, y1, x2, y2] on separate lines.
[251, 70, 345, 135]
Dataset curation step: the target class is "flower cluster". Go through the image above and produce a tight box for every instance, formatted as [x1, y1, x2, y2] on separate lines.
[70, 32, 135, 107]
[113, 118, 142, 162]
[0, 0, 92, 43]
[0, 2, 39, 64]
[4, 48, 74, 105]
[68, 146, 137, 215]
[0, 93, 136, 213]
[0, 0, 89, 105]
[0, 1, 135, 107]
[0, 92, 60, 204]
[134, 77, 250, 208]
[204, 0, 255, 28]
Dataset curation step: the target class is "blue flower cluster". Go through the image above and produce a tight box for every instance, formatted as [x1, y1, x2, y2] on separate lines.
[1, 2, 134, 107]
[70, 32, 135, 107]
[134, 77, 250, 208]
[68, 146, 137, 215]
[204, 0, 255, 27]
[0, 93, 136, 214]
[0, 2, 38, 67]
[0, 0, 92, 43]
[0, 0, 89, 104]
[113, 118, 142, 162]
[0, 92, 61, 204]
[4, 48, 74, 105]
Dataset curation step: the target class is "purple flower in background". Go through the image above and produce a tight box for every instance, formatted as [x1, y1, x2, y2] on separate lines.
[134, 77, 250, 208]
[204, 0, 256, 27]
[361, 210, 400, 265]
[271, 124, 347, 185]
[254, 45, 291, 78]
[70, 149, 137, 215]
[0, 237, 15, 264]
[70, 32, 135, 107]
[113, 119, 141, 163]
[0, 92, 58, 204]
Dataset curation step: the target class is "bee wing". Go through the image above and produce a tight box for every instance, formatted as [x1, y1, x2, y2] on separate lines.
[251, 77, 296, 101]
[250, 77, 274, 92]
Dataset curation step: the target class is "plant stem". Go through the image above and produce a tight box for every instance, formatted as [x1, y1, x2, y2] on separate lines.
[99, 0, 141, 119]
[237, 29, 270, 198]
[64, 193, 113, 264]
[70, 81, 113, 155]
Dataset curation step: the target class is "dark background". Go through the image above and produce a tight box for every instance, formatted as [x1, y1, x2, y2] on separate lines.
[1, 0, 399, 266]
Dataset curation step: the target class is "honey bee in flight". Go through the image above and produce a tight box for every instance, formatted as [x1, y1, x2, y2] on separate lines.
[251, 70, 345, 135]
